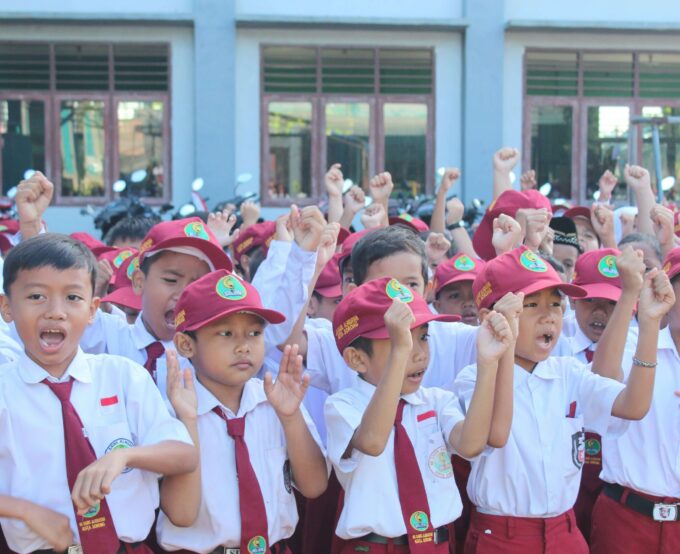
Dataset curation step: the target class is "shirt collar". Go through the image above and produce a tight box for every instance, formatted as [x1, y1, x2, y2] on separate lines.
[569, 325, 594, 354]
[131, 312, 175, 352]
[18, 347, 91, 384]
[195, 377, 268, 418]
[354, 374, 426, 406]
[514, 358, 560, 388]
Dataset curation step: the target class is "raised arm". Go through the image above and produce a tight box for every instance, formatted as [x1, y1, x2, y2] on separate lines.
[430, 168, 460, 233]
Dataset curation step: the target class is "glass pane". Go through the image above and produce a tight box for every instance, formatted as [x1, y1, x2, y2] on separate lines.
[325, 102, 370, 189]
[60, 100, 105, 197]
[118, 101, 164, 197]
[583, 53, 633, 98]
[529, 105, 573, 200]
[268, 101, 312, 199]
[585, 106, 629, 202]
[383, 103, 427, 197]
[641, 106, 680, 200]
[525, 51, 578, 97]
[639, 53, 680, 99]
[0, 100, 45, 194]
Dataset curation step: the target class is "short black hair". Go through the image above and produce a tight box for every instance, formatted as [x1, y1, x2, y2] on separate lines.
[104, 216, 159, 247]
[351, 226, 428, 286]
[349, 336, 373, 356]
[542, 254, 566, 275]
[3, 234, 97, 296]
[139, 250, 171, 276]
[247, 247, 267, 282]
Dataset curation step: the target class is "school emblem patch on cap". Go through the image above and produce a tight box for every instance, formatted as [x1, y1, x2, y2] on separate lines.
[519, 250, 547, 273]
[385, 278, 414, 303]
[184, 221, 210, 240]
[139, 238, 153, 253]
[113, 249, 134, 268]
[126, 257, 140, 280]
[175, 309, 186, 327]
[398, 213, 414, 222]
[664, 261, 672, 274]
[216, 275, 247, 301]
[454, 255, 476, 272]
[598, 255, 618, 278]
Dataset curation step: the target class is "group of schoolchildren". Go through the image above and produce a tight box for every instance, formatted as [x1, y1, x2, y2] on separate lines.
[0, 146, 677, 554]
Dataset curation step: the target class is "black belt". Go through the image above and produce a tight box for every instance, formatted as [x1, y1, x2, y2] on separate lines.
[604, 483, 680, 522]
[359, 526, 449, 546]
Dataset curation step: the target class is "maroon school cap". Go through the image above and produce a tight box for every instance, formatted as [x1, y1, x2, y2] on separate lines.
[138, 217, 232, 272]
[433, 254, 486, 295]
[337, 228, 376, 274]
[174, 270, 284, 332]
[472, 189, 552, 261]
[663, 248, 680, 281]
[472, 246, 586, 310]
[71, 232, 117, 258]
[231, 220, 277, 264]
[332, 277, 459, 353]
[315, 253, 343, 298]
[571, 248, 622, 302]
[564, 206, 592, 221]
[101, 254, 142, 311]
[389, 213, 429, 234]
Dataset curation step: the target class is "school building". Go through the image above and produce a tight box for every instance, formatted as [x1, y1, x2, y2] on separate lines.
[1, 0, 679, 233]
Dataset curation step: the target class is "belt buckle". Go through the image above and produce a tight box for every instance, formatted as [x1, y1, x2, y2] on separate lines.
[68, 547, 83, 554]
[653, 503, 678, 522]
[224, 548, 240, 554]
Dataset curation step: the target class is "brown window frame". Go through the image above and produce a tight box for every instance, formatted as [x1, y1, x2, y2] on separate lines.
[0, 41, 171, 206]
[260, 45, 435, 207]
[524, 48, 680, 204]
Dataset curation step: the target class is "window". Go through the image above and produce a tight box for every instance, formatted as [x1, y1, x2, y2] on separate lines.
[261, 46, 434, 205]
[524, 50, 680, 204]
[0, 42, 170, 204]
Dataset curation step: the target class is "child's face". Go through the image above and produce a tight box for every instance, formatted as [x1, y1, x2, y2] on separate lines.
[574, 218, 599, 253]
[573, 297, 616, 343]
[552, 243, 579, 282]
[134, 252, 210, 341]
[515, 287, 563, 371]
[341, 265, 354, 297]
[433, 281, 478, 325]
[308, 294, 341, 322]
[363, 252, 426, 297]
[1, 266, 99, 377]
[349, 325, 430, 395]
[180, 312, 265, 391]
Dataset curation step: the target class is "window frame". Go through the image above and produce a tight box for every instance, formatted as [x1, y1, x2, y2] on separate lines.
[260, 45, 435, 206]
[0, 41, 171, 206]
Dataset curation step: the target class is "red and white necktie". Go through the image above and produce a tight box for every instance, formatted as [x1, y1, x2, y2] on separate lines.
[213, 407, 269, 553]
[394, 399, 437, 552]
[44, 378, 120, 554]
[144, 341, 164, 382]
[585, 347, 594, 363]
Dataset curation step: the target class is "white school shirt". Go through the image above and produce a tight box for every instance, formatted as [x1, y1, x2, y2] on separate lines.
[450, 356, 626, 517]
[600, 326, 680, 497]
[305, 319, 478, 394]
[564, 326, 596, 364]
[325, 377, 465, 540]
[157, 378, 326, 553]
[0, 349, 192, 554]
[0, 319, 22, 366]
[251, 240, 317, 351]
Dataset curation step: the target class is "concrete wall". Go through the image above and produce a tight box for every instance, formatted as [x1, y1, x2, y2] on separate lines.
[505, 0, 678, 23]
[0, 0, 193, 15]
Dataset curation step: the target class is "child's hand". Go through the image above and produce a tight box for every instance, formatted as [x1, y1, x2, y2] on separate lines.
[492, 292, 524, 340]
[275, 212, 293, 242]
[19, 500, 73, 552]
[638, 268, 676, 323]
[425, 233, 451, 267]
[519, 169, 537, 191]
[598, 170, 618, 202]
[360, 202, 386, 229]
[477, 310, 513, 364]
[492, 214, 522, 255]
[492, 147, 519, 174]
[369, 172, 394, 202]
[651, 204, 674, 252]
[384, 298, 415, 353]
[344, 185, 366, 215]
[15, 170, 54, 226]
[208, 209, 239, 247]
[624, 164, 652, 193]
[540, 226, 554, 256]
[265, 344, 309, 419]
[94, 259, 114, 299]
[72, 449, 128, 515]
[166, 349, 197, 422]
[617, 246, 645, 295]
[240, 201, 261, 229]
[518, 208, 550, 251]
[438, 167, 460, 195]
[315, 223, 340, 273]
[325, 163, 344, 198]
[591, 204, 614, 241]
[619, 211, 637, 238]
[292, 206, 326, 252]
[445, 197, 465, 226]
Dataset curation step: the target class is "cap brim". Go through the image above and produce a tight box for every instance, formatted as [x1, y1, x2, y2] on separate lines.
[181, 306, 286, 332]
[471, 212, 496, 261]
[145, 237, 233, 272]
[315, 284, 343, 298]
[435, 274, 477, 294]
[564, 207, 591, 221]
[574, 283, 622, 302]
[101, 286, 142, 311]
[360, 311, 461, 340]
[518, 279, 587, 300]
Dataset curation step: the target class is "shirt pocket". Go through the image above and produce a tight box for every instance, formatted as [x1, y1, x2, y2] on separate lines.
[263, 445, 293, 513]
[421, 426, 454, 482]
[87, 421, 137, 476]
[562, 416, 585, 477]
